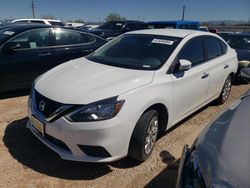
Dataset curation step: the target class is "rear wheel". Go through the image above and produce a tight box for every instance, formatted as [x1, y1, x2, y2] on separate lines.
[216, 75, 232, 104]
[128, 110, 159, 162]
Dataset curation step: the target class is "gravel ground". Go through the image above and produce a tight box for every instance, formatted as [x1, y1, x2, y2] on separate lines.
[0, 84, 249, 188]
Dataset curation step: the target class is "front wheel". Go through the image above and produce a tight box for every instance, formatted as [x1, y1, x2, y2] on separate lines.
[216, 75, 232, 104]
[128, 110, 159, 162]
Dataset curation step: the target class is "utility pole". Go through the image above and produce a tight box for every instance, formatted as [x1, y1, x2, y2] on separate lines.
[31, 0, 36, 18]
[181, 5, 185, 21]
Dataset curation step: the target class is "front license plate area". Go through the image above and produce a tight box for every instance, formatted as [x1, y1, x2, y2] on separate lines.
[30, 115, 44, 136]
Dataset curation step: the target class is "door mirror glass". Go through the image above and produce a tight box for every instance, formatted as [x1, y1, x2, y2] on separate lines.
[241, 68, 250, 79]
[2, 42, 20, 53]
[179, 59, 192, 71]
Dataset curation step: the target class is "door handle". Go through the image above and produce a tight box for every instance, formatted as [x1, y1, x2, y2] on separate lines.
[38, 52, 52, 57]
[201, 72, 209, 79]
[224, 64, 229, 69]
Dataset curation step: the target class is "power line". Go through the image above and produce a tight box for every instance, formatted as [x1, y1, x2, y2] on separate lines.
[30, 0, 36, 18]
[181, 5, 185, 21]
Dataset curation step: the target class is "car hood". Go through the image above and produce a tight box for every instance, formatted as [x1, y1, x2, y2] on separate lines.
[195, 92, 250, 188]
[235, 48, 250, 61]
[35, 57, 154, 104]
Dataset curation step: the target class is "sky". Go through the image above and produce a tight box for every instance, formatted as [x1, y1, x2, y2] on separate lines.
[0, 0, 249, 22]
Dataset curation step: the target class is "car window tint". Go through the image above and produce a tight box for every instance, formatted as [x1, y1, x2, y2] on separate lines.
[205, 36, 222, 60]
[31, 20, 45, 24]
[220, 40, 228, 54]
[81, 33, 95, 43]
[179, 37, 205, 66]
[55, 29, 87, 45]
[9, 29, 50, 49]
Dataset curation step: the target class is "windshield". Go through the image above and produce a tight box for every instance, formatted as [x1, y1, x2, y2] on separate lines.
[87, 34, 181, 70]
[227, 35, 250, 50]
[0, 28, 15, 44]
[97, 22, 124, 30]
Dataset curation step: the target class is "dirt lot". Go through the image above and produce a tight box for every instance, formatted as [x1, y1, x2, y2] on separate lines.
[0, 84, 249, 188]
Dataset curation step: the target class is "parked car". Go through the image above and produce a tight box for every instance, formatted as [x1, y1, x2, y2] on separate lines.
[147, 21, 200, 30]
[217, 31, 235, 41]
[65, 22, 84, 28]
[0, 24, 107, 93]
[27, 29, 238, 163]
[88, 20, 147, 40]
[226, 33, 250, 69]
[12, 19, 64, 26]
[198, 26, 209, 32]
[177, 72, 250, 188]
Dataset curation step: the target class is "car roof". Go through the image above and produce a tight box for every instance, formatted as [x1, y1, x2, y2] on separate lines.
[0, 23, 54, 33]
[12, 18, 62, 22]
[147, 20, 200, 24]
[128, 29, 211, 38]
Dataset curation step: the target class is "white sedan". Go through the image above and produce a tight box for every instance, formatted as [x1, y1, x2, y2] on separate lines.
[27, 29, 238, 162]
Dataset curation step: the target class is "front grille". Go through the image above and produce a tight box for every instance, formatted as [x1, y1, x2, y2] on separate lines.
[34, 90, 64, 118]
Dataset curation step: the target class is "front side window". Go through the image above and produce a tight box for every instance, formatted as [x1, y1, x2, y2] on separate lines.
[8, 29, 50, 49]
[54, 29, 91, 45]
[179, 37, 205, 66]
[49, 21, 64, 26]
[87, 34, 181, 70]
[204, 36, 222, 60]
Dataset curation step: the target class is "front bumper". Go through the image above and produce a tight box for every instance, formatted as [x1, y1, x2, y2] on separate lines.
[27, 99, 135, 163]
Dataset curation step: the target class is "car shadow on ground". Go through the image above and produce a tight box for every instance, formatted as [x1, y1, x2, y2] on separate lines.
[145, 150, 180, 188]
[3, 117, 112, 180]
[0, 89, 30, 100]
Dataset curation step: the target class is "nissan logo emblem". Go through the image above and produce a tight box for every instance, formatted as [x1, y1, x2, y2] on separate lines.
[39, 101, 46, 111]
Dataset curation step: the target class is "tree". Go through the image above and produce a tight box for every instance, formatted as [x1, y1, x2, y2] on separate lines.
[105, 13, 126, 22]
[41, 15, 57, 20]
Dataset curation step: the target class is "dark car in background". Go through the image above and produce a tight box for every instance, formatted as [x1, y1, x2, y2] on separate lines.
[88, 20, 147, 40]
[227, 34, 250, 67]
[0, 24, 107, 93]
[176, 70, 250, 188]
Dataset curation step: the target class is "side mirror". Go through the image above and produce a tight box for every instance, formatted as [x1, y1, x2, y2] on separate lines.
[241, 68, 250, 79]
[179, 59, 192, 71]
[2, 42, 20, 53]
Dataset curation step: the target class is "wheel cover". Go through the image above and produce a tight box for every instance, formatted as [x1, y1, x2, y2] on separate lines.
[222, 77, 232, 101]
[144, 116, 158, 155]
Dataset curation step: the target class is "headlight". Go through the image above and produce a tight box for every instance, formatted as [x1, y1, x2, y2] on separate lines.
[65, 97, 125, 122]
[238, 60, 250, 68]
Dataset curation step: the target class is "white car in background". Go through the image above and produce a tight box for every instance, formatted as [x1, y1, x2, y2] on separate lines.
[12, 18, 64, 26]
[27, 29, 238, 162]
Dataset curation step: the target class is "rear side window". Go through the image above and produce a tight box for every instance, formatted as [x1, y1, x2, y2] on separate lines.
[204, 36, 222, 60]
[220, 40, 228, 54]
[31, 20, 45, 24]
[54, 29, 94, 46]
[9, 29, 50, 49]
[179, 37, 205, 66]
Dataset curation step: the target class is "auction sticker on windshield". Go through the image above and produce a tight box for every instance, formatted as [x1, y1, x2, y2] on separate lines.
[152, 39, 174, 45]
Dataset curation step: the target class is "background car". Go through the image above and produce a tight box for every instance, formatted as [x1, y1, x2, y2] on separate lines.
[147, 21, 200, 30]
[226, 33, 250, 82]
[0, 24, 107, 93]
[177, 70, 250, 188]
[88, 20, 147, 40]
[11, 18, 64, 26]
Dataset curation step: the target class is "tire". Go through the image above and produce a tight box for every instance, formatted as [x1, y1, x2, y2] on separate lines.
[128, 110, 159, 162]
[216, 75, 232, 105]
